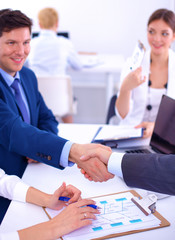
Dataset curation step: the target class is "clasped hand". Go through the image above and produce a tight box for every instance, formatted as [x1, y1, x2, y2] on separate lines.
[69, 143, 114, 182]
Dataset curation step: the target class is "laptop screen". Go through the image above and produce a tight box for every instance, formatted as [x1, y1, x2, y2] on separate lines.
[150, 95, 175, 154]
[32, 32, 69, 39]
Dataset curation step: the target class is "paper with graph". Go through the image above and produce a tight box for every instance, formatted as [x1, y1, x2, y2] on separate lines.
[45, 191, 161, 240]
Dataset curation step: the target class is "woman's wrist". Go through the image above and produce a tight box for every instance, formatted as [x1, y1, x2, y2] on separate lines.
[18, 220, 57, 240]
[26, 187, 51, 207]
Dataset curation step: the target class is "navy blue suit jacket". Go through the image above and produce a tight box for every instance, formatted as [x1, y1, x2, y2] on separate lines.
[0, 67, 68, 222]
[122, 153, 175, 195]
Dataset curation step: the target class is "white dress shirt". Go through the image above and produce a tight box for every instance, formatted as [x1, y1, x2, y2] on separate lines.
[108, 152, 124, 177]
[28, 30, 82, 76]
[0, 169, 29, 240]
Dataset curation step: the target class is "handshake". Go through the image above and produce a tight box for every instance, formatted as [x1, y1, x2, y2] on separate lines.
[69, 143, 114, 182]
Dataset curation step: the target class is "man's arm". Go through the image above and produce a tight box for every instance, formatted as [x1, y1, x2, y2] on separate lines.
[80, 150, 175, 195]
[121, 153, 175, 195]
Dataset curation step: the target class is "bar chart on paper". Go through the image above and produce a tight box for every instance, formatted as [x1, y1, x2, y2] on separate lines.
[45, 191, 161, 240]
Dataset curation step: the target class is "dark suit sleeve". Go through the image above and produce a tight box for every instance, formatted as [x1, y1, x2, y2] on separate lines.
[122, 153, 175, 195]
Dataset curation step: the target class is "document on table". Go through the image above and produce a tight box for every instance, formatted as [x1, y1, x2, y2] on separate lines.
[93, 125, 143, 142]
[44, 191, 162, 240]
[79, 54, 104, 68]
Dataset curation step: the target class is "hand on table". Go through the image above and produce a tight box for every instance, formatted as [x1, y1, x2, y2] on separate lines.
[49, 198, 100, 239]
[20, 192, 99, 240]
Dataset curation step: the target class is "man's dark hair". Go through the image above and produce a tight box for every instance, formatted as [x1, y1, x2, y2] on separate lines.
[0, 9, 33, 37]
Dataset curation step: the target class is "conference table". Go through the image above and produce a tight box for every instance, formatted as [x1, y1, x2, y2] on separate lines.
[68, 54, 125, 110]
[0, 123, 175, 240]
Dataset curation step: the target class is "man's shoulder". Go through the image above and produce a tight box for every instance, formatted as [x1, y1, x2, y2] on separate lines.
[20, 66, 37, 79]
[20, 66, 35, 74]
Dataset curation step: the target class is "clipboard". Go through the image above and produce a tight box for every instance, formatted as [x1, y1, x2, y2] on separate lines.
[91, 126, 118, 148]
[43, 190, 170, 240]
[91, 126, 143, 148]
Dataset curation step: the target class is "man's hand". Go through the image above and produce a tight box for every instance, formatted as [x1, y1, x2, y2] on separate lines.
[80, 147, 112, 165]
[79, 147, 113, 181]
[69, 143, 114, 182]
[26, 157, 39, 164]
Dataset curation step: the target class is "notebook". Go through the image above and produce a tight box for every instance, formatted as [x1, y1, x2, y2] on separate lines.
[115, 95, 175, 154]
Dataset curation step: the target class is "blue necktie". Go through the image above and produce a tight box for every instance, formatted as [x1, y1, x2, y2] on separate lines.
[11, 79, 30, 124]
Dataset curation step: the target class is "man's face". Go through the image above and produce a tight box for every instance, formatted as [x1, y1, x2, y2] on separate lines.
[0, 27, 31, 76]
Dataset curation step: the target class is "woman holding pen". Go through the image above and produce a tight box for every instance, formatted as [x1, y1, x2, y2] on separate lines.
[0, 168, 99, 240]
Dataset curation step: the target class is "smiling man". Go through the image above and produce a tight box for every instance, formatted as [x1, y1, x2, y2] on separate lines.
[0, 27, 30, 75]
[0, 9, 113, 223]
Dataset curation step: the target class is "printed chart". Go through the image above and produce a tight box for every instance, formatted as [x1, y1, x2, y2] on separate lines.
[45, 191, 161, 240]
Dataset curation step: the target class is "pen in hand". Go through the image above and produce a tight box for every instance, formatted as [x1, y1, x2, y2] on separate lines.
[59, 196, 101, 209]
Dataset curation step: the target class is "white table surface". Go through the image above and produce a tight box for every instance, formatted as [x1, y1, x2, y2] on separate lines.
[1, 123, 175, 240]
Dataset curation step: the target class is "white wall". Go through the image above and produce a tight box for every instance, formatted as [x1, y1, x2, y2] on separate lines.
[1, 0, 174, 58]
[1, 0, 175, 123]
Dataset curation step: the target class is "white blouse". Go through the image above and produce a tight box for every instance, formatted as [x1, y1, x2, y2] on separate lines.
[0, 169, 29, 240]
[142, 87, 167, 122]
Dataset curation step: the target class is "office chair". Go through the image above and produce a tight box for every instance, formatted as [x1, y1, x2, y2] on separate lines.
[106, 94, 117, 124]
[37, 75, 74, 118]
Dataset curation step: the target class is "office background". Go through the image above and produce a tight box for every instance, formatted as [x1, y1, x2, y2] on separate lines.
[1, 0, 175, 123]
[1, 0, 174, 57]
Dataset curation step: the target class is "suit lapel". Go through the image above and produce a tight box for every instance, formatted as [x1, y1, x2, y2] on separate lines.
[0, 73, 20, 112]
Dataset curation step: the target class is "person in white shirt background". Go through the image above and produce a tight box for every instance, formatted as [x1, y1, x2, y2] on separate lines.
[0, 168, 99, 240]
[113, 8, 175, 138]
[27, 7, 83, 123]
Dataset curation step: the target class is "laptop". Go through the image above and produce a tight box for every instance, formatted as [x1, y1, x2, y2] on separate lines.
[115, 95, 175, 154]
[32, 32, 69, 39]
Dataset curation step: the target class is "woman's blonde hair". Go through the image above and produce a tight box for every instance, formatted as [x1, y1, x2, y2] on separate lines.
[38, 7, 59, 29]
